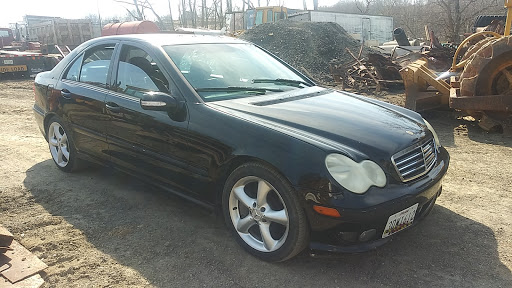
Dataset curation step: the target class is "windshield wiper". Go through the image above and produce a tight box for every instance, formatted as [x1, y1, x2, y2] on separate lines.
[251, 78, 312, 87]
[195, 86, 284, 93]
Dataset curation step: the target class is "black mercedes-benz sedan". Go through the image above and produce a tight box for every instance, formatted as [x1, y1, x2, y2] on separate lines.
[33, 34, 449, 262]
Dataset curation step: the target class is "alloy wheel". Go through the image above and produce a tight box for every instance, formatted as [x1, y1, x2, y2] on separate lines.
[228, 176, 289, 252]
[48, 122, 70, 167]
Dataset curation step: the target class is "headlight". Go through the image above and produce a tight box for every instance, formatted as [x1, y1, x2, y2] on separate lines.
[423, 119, 441, 148]
[325, 154, 386, 194]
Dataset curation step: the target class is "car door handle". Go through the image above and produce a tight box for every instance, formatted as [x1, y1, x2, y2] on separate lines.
[105, 102, 122, 113]
[61, 89, 72, 99]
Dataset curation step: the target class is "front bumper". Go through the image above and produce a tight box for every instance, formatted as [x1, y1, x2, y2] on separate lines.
[304, 147, 449, 252]
[309, 185, 441, 252]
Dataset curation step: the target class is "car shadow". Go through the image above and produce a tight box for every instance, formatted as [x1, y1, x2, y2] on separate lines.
[421, 110, 512, 148]
[24, 160, 511, 287]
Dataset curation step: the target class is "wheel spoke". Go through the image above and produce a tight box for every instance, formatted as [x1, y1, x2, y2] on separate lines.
[49, 138, 58, 147]
[265, 209, 288, 226]
[259, 223, 277, 251]
[233, 186, 254, 209]
[57, 147, 64, 164]
[53, 126, 62, 139]
[60, 134, 68, 145]
[61, 146, 70, 160]
[256, 180, 271, 207]
[236, 215, 256, 233]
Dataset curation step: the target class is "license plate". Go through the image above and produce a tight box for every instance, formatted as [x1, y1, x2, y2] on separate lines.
[382, 203, 419, 238]
[3, 59, 13, 65]
[0, 65, 27, 73]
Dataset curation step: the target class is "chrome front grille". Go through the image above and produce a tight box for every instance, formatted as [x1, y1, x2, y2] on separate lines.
[392, 139, 437, 182]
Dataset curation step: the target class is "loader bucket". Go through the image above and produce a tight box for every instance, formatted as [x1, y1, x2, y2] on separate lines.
[400, 58, 451, 111]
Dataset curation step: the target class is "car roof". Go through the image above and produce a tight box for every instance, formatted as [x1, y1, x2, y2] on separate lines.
[96, 33, 249, 46]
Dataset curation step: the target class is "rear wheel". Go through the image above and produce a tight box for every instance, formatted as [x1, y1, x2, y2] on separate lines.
[222, 162, 309, 262]
[47, 117, 79, 172]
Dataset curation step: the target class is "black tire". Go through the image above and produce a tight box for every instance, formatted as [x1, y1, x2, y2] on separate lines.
[222, 162, 309, 262]
[46, 116, 80, 172]
[460, 36, 512, 97]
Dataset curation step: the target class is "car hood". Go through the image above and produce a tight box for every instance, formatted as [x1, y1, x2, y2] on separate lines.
[207, 87, 428, 161]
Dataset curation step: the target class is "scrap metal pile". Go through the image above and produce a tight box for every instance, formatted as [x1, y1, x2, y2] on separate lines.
[328, 28, 461, 93]
[329, 48, 403, 92]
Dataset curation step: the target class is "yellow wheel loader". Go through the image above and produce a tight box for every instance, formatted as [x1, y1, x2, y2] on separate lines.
[401, 0, 512, 130]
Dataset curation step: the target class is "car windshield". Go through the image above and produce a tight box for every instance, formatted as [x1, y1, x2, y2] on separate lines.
[163, 43, 311, 101]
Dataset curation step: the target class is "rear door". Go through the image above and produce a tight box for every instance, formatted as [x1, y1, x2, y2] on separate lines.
[56, 43, 117, 162]
[105, 42, 198, 195]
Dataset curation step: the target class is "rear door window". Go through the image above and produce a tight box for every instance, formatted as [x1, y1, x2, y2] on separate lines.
[63, 54, 84, 81]
[78, 44, 115, 88]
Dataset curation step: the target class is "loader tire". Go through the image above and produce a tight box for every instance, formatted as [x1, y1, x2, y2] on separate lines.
[461, 37, 496, 62]
[459, 36, 512, 97]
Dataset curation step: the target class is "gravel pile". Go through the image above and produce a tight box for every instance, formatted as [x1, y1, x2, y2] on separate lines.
[240, 20, 369, 83]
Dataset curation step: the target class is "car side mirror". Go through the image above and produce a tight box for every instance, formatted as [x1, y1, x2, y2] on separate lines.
[140, 91, 178, 112]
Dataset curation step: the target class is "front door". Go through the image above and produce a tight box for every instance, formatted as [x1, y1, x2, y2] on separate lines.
[105, 43, 197, 195]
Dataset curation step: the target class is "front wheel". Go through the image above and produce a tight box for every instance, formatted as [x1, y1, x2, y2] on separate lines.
[47, 117, 79, 172]
[222, 162, 309, 262]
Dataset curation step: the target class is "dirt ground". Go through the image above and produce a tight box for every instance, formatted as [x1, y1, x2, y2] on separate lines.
[0, 79, 511, 287]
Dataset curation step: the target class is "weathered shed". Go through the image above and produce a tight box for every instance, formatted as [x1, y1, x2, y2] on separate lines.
[289, 11, 393, 45]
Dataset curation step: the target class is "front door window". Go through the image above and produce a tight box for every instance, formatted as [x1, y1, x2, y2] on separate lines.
[114, 45, 169, 98]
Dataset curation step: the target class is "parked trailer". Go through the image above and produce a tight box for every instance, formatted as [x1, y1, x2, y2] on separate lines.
[288, 11, 393, 45]
[27, 19, 94, 53]
[0, 51, 48, 78]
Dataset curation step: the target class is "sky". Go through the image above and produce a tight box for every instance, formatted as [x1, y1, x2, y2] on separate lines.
[1, 0, 342, 28]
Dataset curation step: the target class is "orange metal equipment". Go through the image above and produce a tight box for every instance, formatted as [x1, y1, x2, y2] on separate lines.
[101, 21, 160, 36]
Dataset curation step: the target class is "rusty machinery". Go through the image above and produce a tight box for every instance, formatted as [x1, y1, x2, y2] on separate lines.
[401, 0, 512, 130]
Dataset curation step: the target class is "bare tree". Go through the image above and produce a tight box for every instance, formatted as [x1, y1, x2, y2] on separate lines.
[143, 1, 165, 29]
[115, 0, 144, 20]
[181, 0, 187, 27]
[242, 0, 254, 9]
[211, 0, 225, 29]
[355, 0, 375, 14]
[168, 0, 175, 30]
[431, 0, 500, 42]
[114, 0, 168, 29]
[188, 0, 197, 27]
[226, 0, 233, 13]
[201, 0, 206, 27]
